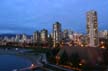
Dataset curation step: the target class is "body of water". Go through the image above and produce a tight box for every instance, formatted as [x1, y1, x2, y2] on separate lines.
[0, 55, 32, 71]
[0, 48, 43, 71]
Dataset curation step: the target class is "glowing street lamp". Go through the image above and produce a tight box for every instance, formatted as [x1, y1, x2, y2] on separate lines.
[79, 63, 83, 66]
[31, 64, 35, 67]
[101, 41, 104, 45]
[81, 44, 84, 47]
[101, 45, 105, 49]
[100, 41, 105, 49]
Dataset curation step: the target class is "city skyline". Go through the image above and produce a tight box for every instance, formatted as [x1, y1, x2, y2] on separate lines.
[0, 0, 108, 34]
[0, 1, 108, 71]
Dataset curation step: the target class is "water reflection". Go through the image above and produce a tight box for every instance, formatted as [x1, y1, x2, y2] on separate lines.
[0, 48, 43, 71]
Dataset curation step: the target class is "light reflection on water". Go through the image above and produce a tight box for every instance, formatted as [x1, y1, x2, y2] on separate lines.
[0, 48, 43, 71]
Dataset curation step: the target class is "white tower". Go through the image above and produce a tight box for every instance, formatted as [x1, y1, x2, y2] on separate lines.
[87, 10, 99, 47]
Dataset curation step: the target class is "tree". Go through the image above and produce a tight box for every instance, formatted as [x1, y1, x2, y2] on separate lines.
[103, 49, 108, 65]
[48, 36, 53, 47]
[59, 51, 68, 65]
[70, 53, 80, 67]
[52, 47, 60, 56]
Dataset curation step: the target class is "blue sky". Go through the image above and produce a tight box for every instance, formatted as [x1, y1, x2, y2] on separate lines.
[0, 0, 108, 34]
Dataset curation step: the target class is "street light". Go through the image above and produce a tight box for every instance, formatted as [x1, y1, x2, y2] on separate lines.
[101, 45, 105, 49]
[79, 63, 83, 66]
[100, 41, 104, 45]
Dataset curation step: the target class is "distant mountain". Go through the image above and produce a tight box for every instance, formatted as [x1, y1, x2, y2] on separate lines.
[0, 34, 16, 38]
[0, 34, 32, 38]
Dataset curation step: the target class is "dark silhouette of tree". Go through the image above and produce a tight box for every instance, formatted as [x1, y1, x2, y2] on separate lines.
[103, 49, 108, 65]
[60, 51, 68, 65]
[50, 47, 60, 64]
[52, 47, 60, 56]
[70, 53, 80, 67]
[48, 36, 53, 47]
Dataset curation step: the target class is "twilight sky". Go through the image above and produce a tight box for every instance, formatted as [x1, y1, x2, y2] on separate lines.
[0, 0, 108, 34]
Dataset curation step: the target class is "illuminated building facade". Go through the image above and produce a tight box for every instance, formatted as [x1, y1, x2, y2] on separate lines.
[40, 29, 48, 42]
[53, 22, 62, 47]
[33, 31, 40, 43]
[87, 10, 99, 47]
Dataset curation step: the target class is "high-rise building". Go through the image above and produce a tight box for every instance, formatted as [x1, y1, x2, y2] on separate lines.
[10, 37, 15, 42]
[87, 10, 99, 47]
[40, 29, 48, 42]
[33, 31, 40, 43]
[68, 30, 74, 40]
[63, 29, 69, 40]
[22, 34, 27, 42]
[99, 30, 108, 39]
[15, 34, 20, 42]
[53, 22, 62, 47]
[4, 36, 9, 42]
[50, 32, 53, 39]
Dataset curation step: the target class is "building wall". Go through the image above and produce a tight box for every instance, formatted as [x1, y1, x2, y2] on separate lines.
[40, 29, 48, 42]
[33, 31, 40, 42]
[99, 30, 108, 39]
[87, 10, 99, 47]
[53, 22, 62, 47]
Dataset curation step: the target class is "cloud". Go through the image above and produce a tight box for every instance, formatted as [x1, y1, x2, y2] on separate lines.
[0, 0, 107, 34]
